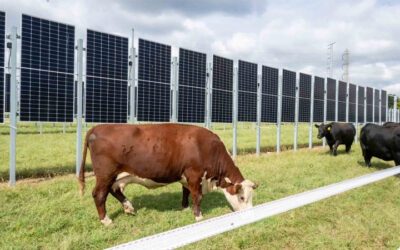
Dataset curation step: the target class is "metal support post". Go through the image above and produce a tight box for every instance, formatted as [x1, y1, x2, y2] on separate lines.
[76, 39, 84, 177]
[63, 123, 66, 134]
[309, 76, 315, 149]
[355, 86, 359, 143]
[206, 62, 212, 129]
[379, 89, 382, 125]
[256, 74, 261, 155]
[372, 88, 375, 123]
[335, 80, 338, 122]
[129, 29, 136, 124]
[277, 71, 282, 152]
[9, 27, 18, 187]
[345, 82, 349, 123]
[40, 123, 43, 134]
[232, 67, 238, 158]
[294, 72, 299, 151]
[172, 57, 178, 123]
[323, 78, 327, 147]
[364, 88, 367, 125]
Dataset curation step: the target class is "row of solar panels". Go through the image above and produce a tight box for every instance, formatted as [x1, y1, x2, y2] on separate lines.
[0, 12, 389, 124]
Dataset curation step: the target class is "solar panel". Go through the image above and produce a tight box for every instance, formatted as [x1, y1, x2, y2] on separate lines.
[374, 89, 380, 122]
[0, 11, 5, 123]
[261, 66, 278, 123]
[326, 78, 336, 121]
[348, 84, 356, 122]
[338, 81, 347, 122]
[381, 90, 387, 122]
[358, 86, 365, 122]
[366, 87, 373, 122]
[5, 73, 10, 113]
[238, 60, 257, 122]
[282, 69, 296, 122]
[20, 14, 75, 122]
[299, 73, 311, 122]
[137, 38, 171, 122]
[178, 48, 206, 123]
[212, 55, 233, 123]
[85, 30, 128, 123]
[313, 76, 324, 123]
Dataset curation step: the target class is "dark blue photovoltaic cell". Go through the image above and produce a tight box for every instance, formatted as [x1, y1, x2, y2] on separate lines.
[20, 14, 75, 122]
[212, 55, 233, 123]
[0, 68, 3, 123]
[338, 81, 347, 122]
[374, 89, 380, 122]
[366, 87, 373, 122]
[381, 90, 387, 122]
[85, 30, 128, 123]
[282, 69, 296, 122]
[326, 78, 336, 121]
[299, 73, 311, 122]
[238, 60, 257, 122]
[178, 48, 206, 123]
[261, 66, 278, 123]
[358, 86, 365, 123]
[313, 76, 324, 122]
[348, 84, 356, 122]
[138, 38, 171, 122]
[5, 73, 10, 113]
[0, 12, 5, 123]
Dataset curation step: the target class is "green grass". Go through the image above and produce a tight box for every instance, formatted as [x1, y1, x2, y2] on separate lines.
[0, 145, 399, 249]
[0, 122, 322, 181]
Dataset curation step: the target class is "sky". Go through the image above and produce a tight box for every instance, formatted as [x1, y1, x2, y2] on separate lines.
[1, 0, 400, 96]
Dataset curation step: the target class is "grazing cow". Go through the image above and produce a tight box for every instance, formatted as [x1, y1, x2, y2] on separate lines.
[79, 124, 258, 226]
[315, 122, 356, 156]
[360, 123, 400, 167]
[383, 122, 400, 127]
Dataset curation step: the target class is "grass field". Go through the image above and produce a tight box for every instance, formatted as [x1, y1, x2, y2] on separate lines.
[0, 145, 398, 249]
[0, 122, 323, 181]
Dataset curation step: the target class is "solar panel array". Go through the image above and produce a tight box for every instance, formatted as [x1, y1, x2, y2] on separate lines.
[20, 14, 75, 122]
[313, 76, 325, 123]
[178, 48, 206, 123]
[326, 78, 336, 121]
[238, 60, 257, 122]
[281, 69, 296, 122]
[212, 55, 233, 123]
[374, 89, 380, 122]
[381, 90, 387, 122]
[366, 87, 373, 122]
[85, 30, 129, 123]
[261, 66, 278, 123]
[348, 84, 357, 122]
[337, 81, 347, 122]
[298, 73, 311, 122]
[137, 38, 171, 122]
[0, 11, 5, 123]
[358, 86, 365, 122]
[5, 73, 10, 113]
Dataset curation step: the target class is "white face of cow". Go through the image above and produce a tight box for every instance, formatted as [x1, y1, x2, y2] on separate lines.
[222, 180, 258, 211]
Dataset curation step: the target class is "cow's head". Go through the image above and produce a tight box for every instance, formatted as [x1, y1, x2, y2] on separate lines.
[222, 179, 258, 211]
[315, 123, 332, 139]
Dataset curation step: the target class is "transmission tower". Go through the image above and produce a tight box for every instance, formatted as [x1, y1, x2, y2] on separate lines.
[326, 42, 335, 78]
[342, 49, 350, 82]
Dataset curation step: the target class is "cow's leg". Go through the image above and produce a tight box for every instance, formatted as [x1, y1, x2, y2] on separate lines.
[182, 186, 190, 210]
[187, 177, 203, 221]
[363, 152, 372, 167]
[92, 177, 113, 226]
[345, 144, 352, 153]
[110, 188, 135, 215]
[328, 143, 333, 154]
[332, 141, 340, 156]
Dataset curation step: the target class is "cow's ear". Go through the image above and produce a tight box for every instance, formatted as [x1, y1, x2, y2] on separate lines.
[315, 124, 320, 128]
[252, 183, 259, 190]
[326, 124, 332, 131]
[233, 183, 242, 194]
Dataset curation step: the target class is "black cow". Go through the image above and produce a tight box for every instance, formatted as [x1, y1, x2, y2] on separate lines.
[315, 122, 356, 156]
[360, 123, 400, 166]
[383, 122, 400, 127]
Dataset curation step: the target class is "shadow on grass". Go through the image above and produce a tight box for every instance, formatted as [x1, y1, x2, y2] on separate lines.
[0, 164, 93, 182]
[356, 160, 393, 170]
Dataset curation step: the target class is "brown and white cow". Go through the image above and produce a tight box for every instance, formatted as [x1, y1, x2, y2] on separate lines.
[79, 124, 258, 226]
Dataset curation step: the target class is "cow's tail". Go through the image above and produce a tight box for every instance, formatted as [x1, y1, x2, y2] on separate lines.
[79, 128, 92, 196]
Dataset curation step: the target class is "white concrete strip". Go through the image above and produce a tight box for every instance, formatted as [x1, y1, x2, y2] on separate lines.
[108, 166, 400, 250]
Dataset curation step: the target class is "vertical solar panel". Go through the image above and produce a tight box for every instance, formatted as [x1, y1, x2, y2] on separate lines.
[366, 87, 373, 122]
[238, 60, 257, 122]
[212, 55, 233, 123]
[381, 90, 387, 122]
[348, 83, 356, 122]
[338, 81, 347, 122]
[20, 14, 75, 122]
[326, 78, 336, 121]
[5, 73, 10, 113]
[261, 66, 278, 123]
[374, 89, 380, 123]
[85, 30, 128, 123]
[0, 11, 5, 123]
[138, 38, 171, 122]
[281, 69, 296, 122]
[299, 73, 311, 122]
[358, 86, 365, 123]
[313, 76, 325, 123]
[178, 48, 206, 123]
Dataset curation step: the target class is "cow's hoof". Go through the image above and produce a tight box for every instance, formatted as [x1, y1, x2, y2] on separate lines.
[195, 213, 203, 221]
[182, 206, 190, 211]
[101, 215, 113, 227]
[123, 200, 135, 215]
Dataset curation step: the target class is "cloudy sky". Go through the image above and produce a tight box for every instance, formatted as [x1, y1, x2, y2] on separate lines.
[2, 0, 400, 95]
